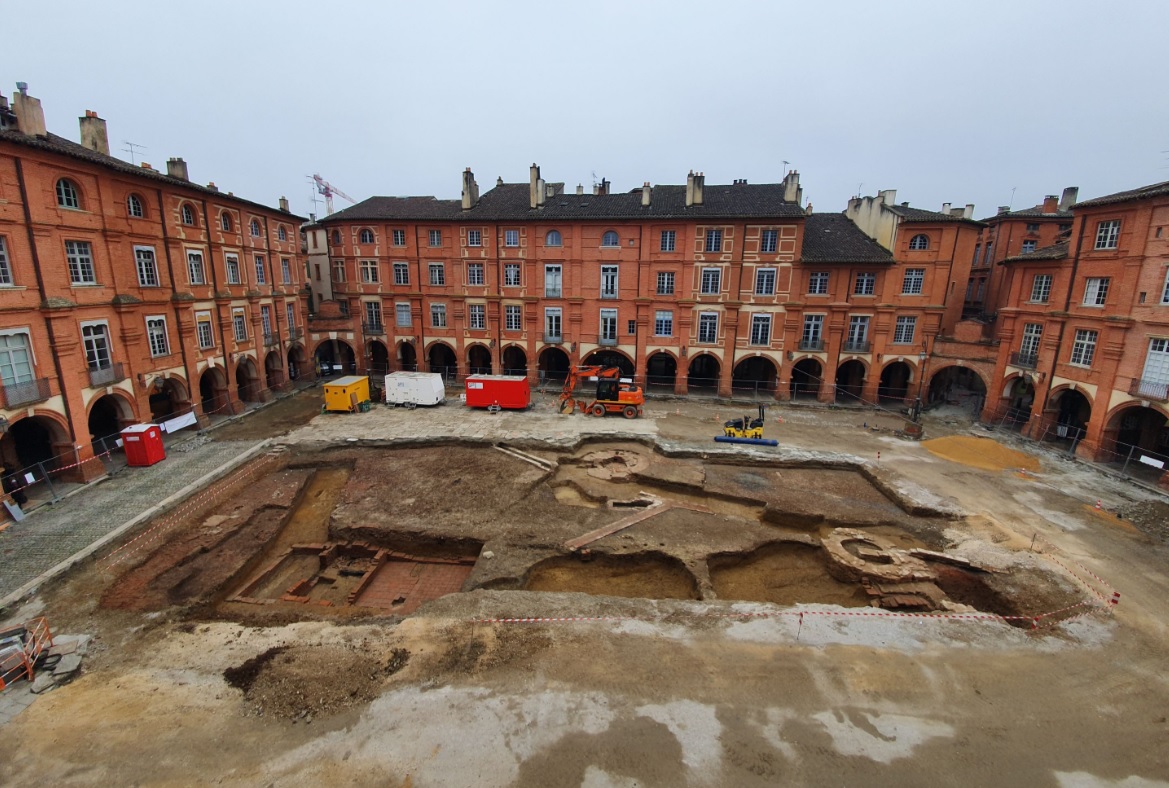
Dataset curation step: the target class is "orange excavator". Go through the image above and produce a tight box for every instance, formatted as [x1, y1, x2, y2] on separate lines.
[558, 365, 645, 419]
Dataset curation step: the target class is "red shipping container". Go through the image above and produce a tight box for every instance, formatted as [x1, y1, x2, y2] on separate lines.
[121, 424, 166, 467]
[464, 375, 531, 410]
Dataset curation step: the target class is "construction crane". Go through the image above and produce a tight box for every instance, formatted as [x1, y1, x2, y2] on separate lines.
[311, 173, 357, 215]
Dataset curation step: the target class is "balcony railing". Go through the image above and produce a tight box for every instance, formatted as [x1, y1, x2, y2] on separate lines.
[545, 288, 562, 299]
[2, 377, 51, 408]
[263, 332, 279, 346]
[601, 290, 618, 300]
[362, 321, 385, 335]
[798, 339, 825, 352]
[88, 362, 125, 388]
[1010, 351, 1039, 369]
[1129, 378, 1169, 402]
[288, 326, 303, 341]
[598, 335, 618, 347]
[843, 340, 871, 353]
[543, 333, 562, 344]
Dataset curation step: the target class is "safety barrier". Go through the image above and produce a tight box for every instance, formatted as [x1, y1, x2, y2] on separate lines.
[0, 617, 53, 691]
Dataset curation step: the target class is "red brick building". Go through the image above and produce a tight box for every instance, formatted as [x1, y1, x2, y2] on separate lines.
[986, 181, 1169, 472]
[0, 86, 306, 479]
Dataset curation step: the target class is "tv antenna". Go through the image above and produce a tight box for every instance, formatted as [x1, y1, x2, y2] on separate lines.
[122, 140, 146, 165]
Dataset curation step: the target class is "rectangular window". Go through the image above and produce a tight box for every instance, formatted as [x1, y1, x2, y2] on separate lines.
[847, 315, 870, 349]
[467, 263, 485, 286]
[1095, 220, 1120, 250]
[600, 309, 618, 341]
[1026, 223, 1040, 233]
[700, 267, 721, 295]
[1070, 329, 1098, 366]
[545, 308, 562, 340]
[395, 302, 412, 327]
[428, 263, 445, 286]
[1020, 323, 1042, 357]
[360, 259, 380, 283]
[893, 316, 917, 344]
[1143, 338, 1169, 389]
[657, 271, 675, 295]
[854, 272, 876, 295]
[545, 265, 562, 298]
[504, 263, 521, 287]
[0, 332, 34, 385]
[1083, 277, 1109, 306]
[1031, 274, 1053, 303]
[984, 243, 994, 265]
[332, 259, 345, 282]
[972, 243, 981, 265]
[196, 312, 214, 349]
[429, 229, 442, 247]
[601, 265, 618, 298]
[750, 314, 771, 345]
[363, 301, 382, 330]
[901, 268, 925, 295]
[761, 229, 778, 254]
[430, 303, 447, 328]
[393, 262, 409, 286]
[82, 323, 111, 369]
[254, 255, 266, 284]
[232, 309, 248, 341]
[225, 253, 241, 284]
[705, 229, 722, 253]
[808, 272, 829, 295]
[755, 268, 776, 296]
[505, 304, 522, 331]
[627, 319, 636, 336]
[654, 310, 673, 337]
[467, 229, 482, 247]
[286, 302, 296, 330]
[393, 229, 406, 246]
[660, 230, 676, 252]
[1162, 270, 1169, 304]
[186, 250, 205, 285]
[260, 305, 273, 339]
[505, 229, 519, 247]
[66, 240, 96, 284]
[281, 258, 291, 283]
[146, 317, 169, 357]
[0, 237, 11, 285]
[469, 304, 486, 330]
[1021, 240, 1037, 254]
[802, 315, 824, 348]
[697, 312, 718, 344]
[134, 246, 158, 287]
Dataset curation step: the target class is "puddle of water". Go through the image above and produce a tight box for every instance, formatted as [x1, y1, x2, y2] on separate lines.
[709, 542, 869, 608]
[524, 553, 698, 600]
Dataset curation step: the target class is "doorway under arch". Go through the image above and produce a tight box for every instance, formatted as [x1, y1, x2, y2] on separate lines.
[687, 354, 720, 394]
[428, 343, 458, 379]
[264, 351, 284, 392]
[646, 352, 677, 392]
[467, 345, 492, 375]
[1049, 388, 1092, 444]
[834, 360, 867, 404]
[732, 357, 778, 397]
[1002, 377, 1035, 428]
[148, 377, 189, 422]
[928, 366, 988, 413]
[368, 340, 390, 377]
[314, 340, 356, 377]
[1108, 404, 1167, 458]
[88, 393, 132, 445]
[398, 341, 418, 371]
[790, 358, 822, 400]
[582, 350, 634, 378]
[538, 346, 571, 383]
[199, 366, 229, 417]
[287, 345, 307, 382]
[236, 357, 262, 402]
[0, 414, 68, 471]
[502, 346, 527, 376]
[878, 362, 911, 404]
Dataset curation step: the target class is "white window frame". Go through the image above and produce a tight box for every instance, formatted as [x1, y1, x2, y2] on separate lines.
[1021, 239, 1037, 254]
[854, 272, 876, 295]
[1020, 323, 1042, 357]
[278, 226, 287, 242]
[601, 230, 619, 248]
[196, 311, 214, 349]
[286, 302, 296, 330]
[654, 310, 673, 337]
[392, 229, 406, 246]
[260, 305, 273, 339]
[360, 228, 375, 244]
[0, 237, 11, 285]
[545, 229, 562, 247]
[393, 262, 409, 286]
[254, 254, 267, 284]
[467, 263, 485, 286]
[893, 316, 917, 345]
[0, 330, 35, 386]
[1030, 274, 1053, 303]
[127, 194, 144, 218]
[749, 313, 771, 346]
[1083, 277, 1109, 306]
[657, 271, 675, 295]
[504, 263, 521, 287]
[1070, 329, 1097, 367]
[544, 307, 562, 339]
[545, 264, 562, 298]
[134, 245, 158, 287]
[395, 302, 412, 327]
[250, 219, 261, 237]
[802, 314, 824, 346]
[505, 229, 520, 247]
[847, 315, 870, 346]
[908, 234, 929, 251]
[761, 229, 778, 254]
[600, 308, 618, 341]
[505, 304, 522, 331]
[901, 268, 924, 295]
[80, 320, 112, 369]
[281, 258, 292, 283]
[469, 303, 486, 330]
[232, 309, 248, 341]
[601, 265, 619, 298]
[1162, 270, 1169, 304]
[705, 229, 722, 253]
[360, 259, 380, 283]
[430, 303, 447, 328]
[181, 204, 196, 226]
[56, 179, 80, 209]
[755, 268, 776, 296]
[660, 230, 676, 252]
[362, 300, 382, 329]
[66, 240, 96, 284]
[225, 253, 241, 285]
[700, 267, 721, 295]
[808, 272, 829, 295]
[187, 250, 205, 285]
[697, 312, 718, 344]
[428, 263, 445, 286]
[467, 229, 482, 247]
[1094, 220, 1119, 250]
[429, 229, 443, 247]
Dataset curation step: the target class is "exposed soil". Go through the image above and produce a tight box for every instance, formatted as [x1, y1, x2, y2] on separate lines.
[708, 542, 870, 607]
[212, 388, 325, 441]
[524, 552, 699, 600]
[923, 435, 1041, 472]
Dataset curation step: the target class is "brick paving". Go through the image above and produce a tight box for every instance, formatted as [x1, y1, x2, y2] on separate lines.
[355, 560, 474, 614]
[0, 438, 263, 602]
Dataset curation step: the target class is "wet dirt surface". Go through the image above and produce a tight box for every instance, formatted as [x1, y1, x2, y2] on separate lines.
[708, 542, 870, 607]
[211, 388, 325, 441]
[524, 552, 699, 600]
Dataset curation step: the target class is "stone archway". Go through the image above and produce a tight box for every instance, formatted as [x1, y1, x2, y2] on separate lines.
[264, 351, 284, 393]
[368, 340, 390, 377]
[878, 361, 912, 404]
[582, 349, 634, 378]
[88, 393, 134, 446]
[732, 356, 778, 397]
[199, 366, 229, 417]
[236, 357, 262, 402]
[314, 340, 356, 377]
[834, 360, 867, 405]
[687, 354, 720, 394]
[928, 365, 988, 413]
[790, 358, 822, 400]
[1001, 376, 1035, 428]
[467, 345, 492, 375]
[646, 352, 677, 392]
[1107, 404, 1168, 458]
[398, 341, 418, 372]
[287, 345, 308, 382]
[538, 346, 571, 383]
[427, 342, 457, 379]
[1, 413, 70, 471]
[502, 346, 527, 376]
[1048, 388, 1092, 444]
[148, 376, 190, 422]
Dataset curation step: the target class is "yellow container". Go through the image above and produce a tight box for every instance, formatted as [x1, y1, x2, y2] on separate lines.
[323, 375, 371, 413]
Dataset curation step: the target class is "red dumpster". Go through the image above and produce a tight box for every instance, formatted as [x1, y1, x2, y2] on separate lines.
[121, 424, 166, 467]
[464, 375, 531, 410]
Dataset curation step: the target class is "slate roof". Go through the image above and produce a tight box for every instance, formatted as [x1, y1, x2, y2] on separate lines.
[1073, 181, 1169, 209]
[884, 204, 980, 224]
[324, 181, 807, 223]
[800, 213, 894, 264]
[1000, 240, 1069, 264]
[0, 129, 304, 219]
[981, 205, 1073, 222]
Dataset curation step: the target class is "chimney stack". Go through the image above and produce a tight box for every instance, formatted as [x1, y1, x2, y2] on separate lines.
[529, 163, 541, 209]
[461, 166, 479, 210]
[576, 184, 584, 196]
[692, 172, 705, 205]
[141, 162, 153, 171]
[596, 178, 610, 196]
[941, 202, 951, 215]
[12, 82, 46, 137]
[1059, 187, 1079, 211]
[805, 203, 814, 216]
[686, 171, 695, 207]
[279, 196, 289, 213]
[1042, 195, 1059, 213]
[963, 204, 975, 219]
[166, 157, 188, 181]
[878, 189, 896, 206]
[997, 205, 1010, 215]
[782, 170, 799, 203]
[207, 182, 218, 192]
[79, 110, 109, 156]
[641, 181, 651, 207]
[496, 176, 503, 187]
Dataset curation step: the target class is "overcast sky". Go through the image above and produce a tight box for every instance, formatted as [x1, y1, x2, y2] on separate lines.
[5, 1, 1166, 220]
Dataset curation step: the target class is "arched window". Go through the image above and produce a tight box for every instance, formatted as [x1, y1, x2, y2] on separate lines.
[56, 179, 80, 209]
[126, 194, 144, 218]
[277, 226, 287, 242]
[250, 219, 261, 237]
[332, 230, 342, 245]
[545, 229, 562, 247]
[220, 213, 233, 232]
[360, 229, 374, 244]
[181, 204, 196, 226]
[909, 234, 930, 250]
[601, 230, 619, 247]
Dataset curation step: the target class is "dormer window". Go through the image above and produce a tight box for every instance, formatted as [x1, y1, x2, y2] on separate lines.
[909, 234, 930, 250]
[601, 230, 619, 247]
[56, 179, 80, 209]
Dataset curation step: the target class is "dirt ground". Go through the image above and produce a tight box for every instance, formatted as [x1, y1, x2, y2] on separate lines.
[3, 392, 1169, 786]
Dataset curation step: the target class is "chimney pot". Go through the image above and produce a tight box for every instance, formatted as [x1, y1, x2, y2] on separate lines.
[11, 85, 46, 137]
[16, 82, 28, 95]
[207, 181, 218, 192]
[641, 182, 651, 207]
[1042, 195, 1059, 213]
[279, 196, 289, 213]
[963, 204, 975, 219]
[496, 176, 503, 187]
[576, 184, 584, 195]
[141, 162, 152, 170]
[78, 110, 110, 156]
[941, 202, 951, 215]
[997, 205, 1010, 215]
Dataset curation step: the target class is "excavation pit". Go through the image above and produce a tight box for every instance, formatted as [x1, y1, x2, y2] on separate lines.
[708, 542, 870, 608]
[523, 552, 699, 600]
